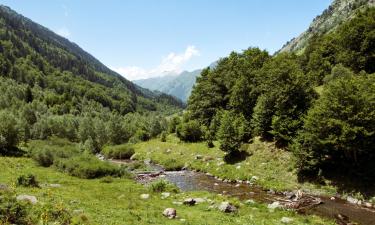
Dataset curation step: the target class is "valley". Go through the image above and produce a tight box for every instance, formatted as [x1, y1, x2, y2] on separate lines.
[0, 0, 374, 224]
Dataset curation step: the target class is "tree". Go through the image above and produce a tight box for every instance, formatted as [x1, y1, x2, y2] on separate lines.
[176, 120, 203, 142]
[217, 111, 249, 154]
[0, 110, 21, 151]
[292, 74, 375, 176]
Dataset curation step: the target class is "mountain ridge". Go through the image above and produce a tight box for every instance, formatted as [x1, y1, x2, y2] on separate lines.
[279, 0, 375, 53]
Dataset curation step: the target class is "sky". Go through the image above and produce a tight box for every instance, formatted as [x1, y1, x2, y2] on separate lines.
[0, 0, 332, 80]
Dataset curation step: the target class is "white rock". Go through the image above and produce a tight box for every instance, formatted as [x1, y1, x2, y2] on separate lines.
[245, 199, 255, 204]
[218, 202, 237, 213]
[161, 192, 170, 199]
[236, 165, 241, 169]
[347, 196, 359, 204]
[49, 183, 61, 188]
[281, 217, 293, 224]
[194, 198, 206, 203]
[140, 194, 150, 199]
[16, 195, 37, 204]
[163, 208, 177, 219]
[267, 201, 281, 209]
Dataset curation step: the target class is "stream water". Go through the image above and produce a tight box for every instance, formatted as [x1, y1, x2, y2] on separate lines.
[111, 159, 375, 225]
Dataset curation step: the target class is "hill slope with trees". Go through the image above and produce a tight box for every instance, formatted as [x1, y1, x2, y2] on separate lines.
[0, 5, 183, 153]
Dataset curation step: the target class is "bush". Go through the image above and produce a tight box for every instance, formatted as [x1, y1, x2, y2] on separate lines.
[160, 131, 167, 142]
[163, 158, 184, 171]
[16, 174, 39, 188]
[217, 111, 249, 154]
[54, 155, 122, 179]
[31, 147, 55, 167]
[0, 110, 21, 151]
[0, 194, 33, 224]
[176, 120, 203, 142]
[148, 179, 179, 193]
[102, 144, 135, 160]
[292, 74, 375, 176]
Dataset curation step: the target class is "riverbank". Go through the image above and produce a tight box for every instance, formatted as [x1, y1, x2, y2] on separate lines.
[132, 135, 339, 197]
[0, 156, 334, 224]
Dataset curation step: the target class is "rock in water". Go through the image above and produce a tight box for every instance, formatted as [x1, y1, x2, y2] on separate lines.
[218, 202, 237, 213]
[16, 195, 38, 204]
[163, 208, 177, 219]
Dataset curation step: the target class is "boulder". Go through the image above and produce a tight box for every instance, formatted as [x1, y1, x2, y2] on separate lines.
[267, 201, 281, 210]
[183, 198, 196, 206]
[0, 183, 9, 191]
[245, 199, 255, 204]
[347, 196, 359, 204]
[218, 202, 237, 213]
[140, 194, 150, 199]
[163, 208, 177, 219]
[16, 195, 37, 204]
[161, 192, 170, 199]
[280, 217, 293, 224]
[194, 198, 206, 204]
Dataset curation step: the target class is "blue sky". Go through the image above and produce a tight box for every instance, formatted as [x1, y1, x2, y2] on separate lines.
[0, 0, 331, 80]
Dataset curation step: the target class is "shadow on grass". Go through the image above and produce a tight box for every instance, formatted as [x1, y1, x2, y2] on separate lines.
[298, 163, 375, 198]
[0, 147, 26, 157]
[224, 150, 251, 164]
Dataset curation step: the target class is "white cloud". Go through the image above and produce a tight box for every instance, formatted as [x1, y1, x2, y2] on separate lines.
[111, 45, 200, 80]
[56, 27, 71, 38]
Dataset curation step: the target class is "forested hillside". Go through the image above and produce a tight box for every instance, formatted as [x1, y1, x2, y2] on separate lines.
[0, 5, 183, 153]
[181, 7, 375, 180]
[279, 0, 375, 53]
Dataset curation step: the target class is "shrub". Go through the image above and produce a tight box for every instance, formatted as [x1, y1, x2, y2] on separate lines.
[54, 155, 121, 179]
[163, 158, 184, 171]
[148, 179, 178, 193]
[0, 110, 21, 151]
[16, 174, 39, 188]
[176, 120, 203, 142]
[0, 194, 33, 224]
[31, 147, 55, 167]
[160, 131, 167, 142]
[217, 111, 249, 154]
[102, 144, 135, 160]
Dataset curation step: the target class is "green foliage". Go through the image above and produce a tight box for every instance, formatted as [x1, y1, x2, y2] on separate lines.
[102, 144, 135, 159]
[148, 179, 179, 193]
[217, 111, 249, 154]
[16, 174, 39, 188]
[303, 7, 375, 84]
[0, 110, 21, 151]
[31, 147, 54, 167]
[168, 116, 181, 133]
[293, 74, 375, 175]
[176, 120, 203, 142]
[54, 154, 122, 179]
[160, 131, 167, 142]
[0, 194, 33, 224]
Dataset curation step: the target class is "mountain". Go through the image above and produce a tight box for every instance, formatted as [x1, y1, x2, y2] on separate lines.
[0, 5, 183, 113]
[134, 69, 202, 102]
[279, 0, 375, 53]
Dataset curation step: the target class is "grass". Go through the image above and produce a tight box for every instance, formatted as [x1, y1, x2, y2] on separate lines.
[133, 135, 337, 196]
[0, 157, 334, 225]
